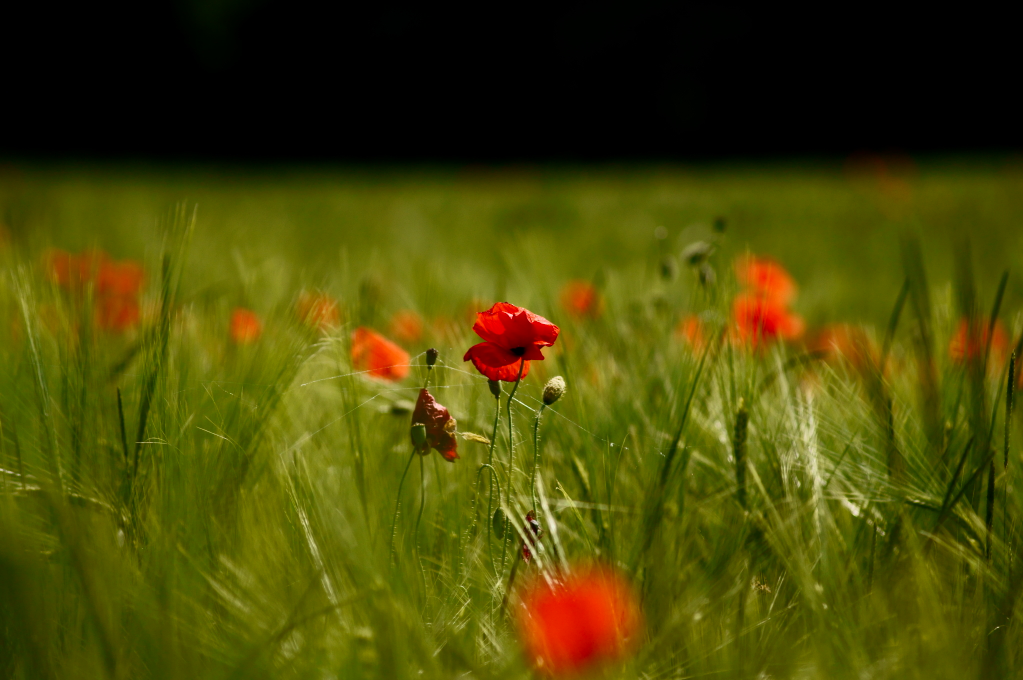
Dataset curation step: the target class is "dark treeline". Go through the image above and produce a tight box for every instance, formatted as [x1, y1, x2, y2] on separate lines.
[3, 3, 1019, 161]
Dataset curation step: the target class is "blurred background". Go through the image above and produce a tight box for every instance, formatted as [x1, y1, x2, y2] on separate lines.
[2, 3, 1019, 162]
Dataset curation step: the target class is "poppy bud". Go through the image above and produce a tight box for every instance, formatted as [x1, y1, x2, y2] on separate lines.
[542, 376, 566, 406]
[426, 347, 439, 368]
[410, 422, 428, 450]
[660, 255, 678, 281]
[714, 216, 727, 233]
[681, 241, 715, 266]
[488, 379, 501, 399]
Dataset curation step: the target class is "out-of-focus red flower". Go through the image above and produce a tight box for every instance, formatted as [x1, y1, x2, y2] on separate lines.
[949, 318, 1009, 365]
[411, 388, 458, 462]
[389, 309, 424, 345]
[516, 567, 642, 677]
[674, 315, 705, 350]
[463, 302, 560, 382]
[560, 280, 603, 319]
[98, 260, 144, 297]
[732, 294, 805, 348]
[230, 308, 262, 345]
[46, 249, 110, 290]
[734, 255, 798, 305]
[96, 295, 140, 332]
[351, 327, 410, 381]
[812, 324, 877, 369]
[297, 291, 341, 331]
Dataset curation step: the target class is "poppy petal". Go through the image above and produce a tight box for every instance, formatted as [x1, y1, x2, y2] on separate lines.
[464, 341, 531, 382]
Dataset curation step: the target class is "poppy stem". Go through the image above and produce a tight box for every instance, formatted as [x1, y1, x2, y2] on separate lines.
[482, 392, 502, 566]
[472, 463, 502, 573]
[531, 404, 547, 515]
[506, 359, 526, 479]
[389, 451, 416, 565]
[415, 455, 426, 555]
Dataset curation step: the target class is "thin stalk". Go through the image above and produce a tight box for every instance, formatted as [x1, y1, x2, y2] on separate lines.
[389, 452, 416, 564]
[531, 404, 547, 515]
[415, 456, 426, 553]
[506, 359, 526, 478]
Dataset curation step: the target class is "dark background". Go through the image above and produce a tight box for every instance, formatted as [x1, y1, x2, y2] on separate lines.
[2, 3, 1019, 162]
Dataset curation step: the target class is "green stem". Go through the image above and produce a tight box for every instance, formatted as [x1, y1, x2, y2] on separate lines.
[415, 455, 426, 553]
[389, 452, 416, 564]
[506, 359, 525, 479]
[531, 404, 547, 515]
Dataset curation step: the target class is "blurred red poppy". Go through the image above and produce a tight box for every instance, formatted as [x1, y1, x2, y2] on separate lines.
[812, 324, 877, 369]
[389, 309, 424, 345]
[560, 280, 603, 319]
[297, 291, 341, 331]
[96, 295, 140, 332]
[949, 318, 1009, 365]
[674, 315, 705, 350]
[732, 294, 804, 348]
[351, 327, 410, 381]
[231, 308, 262, 345]
[98, 260, 144, 297]
[411, 388, 458, 461]
[516, 567, 642, 676]
[463, 302, 560, 382]
[735, 255, 797, 304]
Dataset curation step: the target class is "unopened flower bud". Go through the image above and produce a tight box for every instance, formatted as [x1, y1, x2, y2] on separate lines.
[426, 347, 439, 368]
[488, 379, 501, 399]
[681, 241, 715, 266]
[410, 422, 427, 450]
[542, 376, 566, 406]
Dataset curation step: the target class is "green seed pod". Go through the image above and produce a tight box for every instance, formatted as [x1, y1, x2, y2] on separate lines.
[410, 422, 428, 451]
[488, 379, 501, 399]
[492, 507, 507, 539]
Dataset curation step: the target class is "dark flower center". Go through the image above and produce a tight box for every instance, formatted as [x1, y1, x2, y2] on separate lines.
[510, 346, 526, 357]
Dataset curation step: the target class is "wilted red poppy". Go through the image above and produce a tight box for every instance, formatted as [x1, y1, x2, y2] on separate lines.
[351, 327, 410, 381]
[516, 567, 642, 676]
[674, 315, 705, 350]
[389, 309, 424, 345]
[297, 291, 341, 331]
[732, 293, 805, 348]
[949, 318, 1009, 365]
[522, 511, 542, 562]
[464, 302, 560, 382]
[230, 308, 262, 345]
[560, 280, 603, 319]
[735, 255, 798, 304]
[411, 388, 458, 462]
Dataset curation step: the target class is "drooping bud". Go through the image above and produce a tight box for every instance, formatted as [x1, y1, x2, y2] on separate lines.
[542, 376, 566, 406]
[681, 241, 715, 266]
[410, 422, 428, 451]
[488, 379, 501, 399]
[426, 347, 439, 368]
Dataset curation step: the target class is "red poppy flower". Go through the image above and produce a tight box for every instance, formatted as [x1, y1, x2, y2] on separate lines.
[516, 567, 642, 677]
[97, 260, 144, 297]
[463, 302, 560, 382]
[230, 308, 262, 345]
[96, 294, 140, 332]
[560, 280, 603, 319]
[411, 388, 458, 462]
[389, 309, 424, 345]
[732, 293, 805, 348]
[297, 291, 341, 331]
[949, 318, 1009, 365]
[735, 255, 798, 304]
[351, 327, 410, 381]
[812, 324, 877, 369]
[674, 315, 705, 350]
[46, 249, 109, 290]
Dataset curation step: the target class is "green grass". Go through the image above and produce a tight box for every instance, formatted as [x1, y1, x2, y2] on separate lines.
[2, 159, 1023, 679]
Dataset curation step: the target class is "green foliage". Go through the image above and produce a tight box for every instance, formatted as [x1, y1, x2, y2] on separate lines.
[2, 162, 1023, 678]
